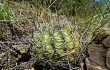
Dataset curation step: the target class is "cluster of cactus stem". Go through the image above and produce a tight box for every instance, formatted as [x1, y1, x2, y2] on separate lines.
[33, 24, 81, 63]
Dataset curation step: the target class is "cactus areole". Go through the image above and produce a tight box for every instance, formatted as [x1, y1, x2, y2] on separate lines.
[33, 24, 81, 64]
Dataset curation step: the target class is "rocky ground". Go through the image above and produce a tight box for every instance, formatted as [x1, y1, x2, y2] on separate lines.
[86, 28, 110, 70]
[0, 18, 110, 70]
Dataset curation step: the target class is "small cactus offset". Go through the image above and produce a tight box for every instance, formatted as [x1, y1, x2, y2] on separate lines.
[33, 24, 81, 64]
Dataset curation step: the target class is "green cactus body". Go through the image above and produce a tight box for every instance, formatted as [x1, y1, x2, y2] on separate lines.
[33, 25, 81, 63]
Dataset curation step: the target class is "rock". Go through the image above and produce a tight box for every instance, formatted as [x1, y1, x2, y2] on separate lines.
[87, 42, 106, 67]
[12, 44, 31, 62]
[103, 28, 110, 35]
[86, 30, 110, 70]
[102, 36, 110, 48]
[12, 44, 30, 54]
[95, 31, 108, 42]
[95, 28, 110, 42]
[106, 48, 110, 69]
[85, 58, 108, 70]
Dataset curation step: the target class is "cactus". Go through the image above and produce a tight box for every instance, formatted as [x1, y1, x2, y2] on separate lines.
[33, 24, 81, 63]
